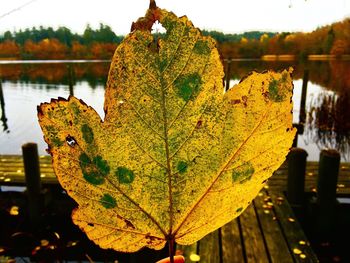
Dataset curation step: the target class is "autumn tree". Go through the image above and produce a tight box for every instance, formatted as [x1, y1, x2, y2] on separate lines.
[23, 38, 68, 59]
[89, 42, 118, 59]
[0, 40, 20, 58]
[1, 18, 350, 60]
[71, 41, 88, 59]
[330, 39, 350, 57]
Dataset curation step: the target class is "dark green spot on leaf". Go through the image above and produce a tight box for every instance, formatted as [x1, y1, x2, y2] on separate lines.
[80, 154, 109, 185]
[83, 172, 105, 185]
[194, 40, 210, 55]
[100, 193, 116, 209]
[174, 73, 202, 102]
[232, 163, 255, 183]
[236, 207, 243, 213]
[269, 79, 284, 102]
[177, 161, 188, 174]
[116, 167, 135, 184]
[79, 153, 91, 168]
[81, 124, 94, 143]
[93, 156, 110, 176]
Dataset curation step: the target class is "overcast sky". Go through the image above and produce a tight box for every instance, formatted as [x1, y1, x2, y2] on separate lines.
[0, 0, 349, 35]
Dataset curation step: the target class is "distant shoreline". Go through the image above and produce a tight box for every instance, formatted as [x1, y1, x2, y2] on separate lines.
[1, 55, 349, 64]
[0, 59, 110, 64]
[260, 54, 350, 61]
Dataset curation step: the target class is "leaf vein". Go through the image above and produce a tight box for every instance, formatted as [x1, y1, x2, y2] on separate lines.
[168, 58, 211, 130]
[164, 35, 199, 92]
[160, 21, 186, 74]
[173, 102, 273, 235]
[132, 56, 161, 89]
[126, 100, 165, 140]
[224, 137, 290, 172]
[74, 218, 164, 239]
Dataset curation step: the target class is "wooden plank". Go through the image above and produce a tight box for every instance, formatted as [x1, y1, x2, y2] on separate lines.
[270, 174, 350, 183]
[221, 218, 245, 263]
[269, 191, 319, 263]
[0, 155, 56, 185]
[198, 229, 220, 263]
[0, 155, 52, 162]
[240, 203, 269, 263]
[0, 168, 55, 174]
[267, 181, 350, 195]
[254, 191, 293, 263]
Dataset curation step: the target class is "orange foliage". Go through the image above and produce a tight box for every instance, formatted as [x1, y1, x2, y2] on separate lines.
[71, 41, 88, 59]
[330, 39, 350, 56]
[24, 39, 68, 59]
[89, 42, 118, 59]
[218, 18, 350, 58]
[0, 63, 109, 83]
[0, 40, 20, 58]
[330, 60, 350, 92]
[0, 18, 349, 60]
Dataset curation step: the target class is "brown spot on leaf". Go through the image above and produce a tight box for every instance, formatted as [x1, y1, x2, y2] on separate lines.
[125, 219, 136, 229]
[230, 99, 241, 105]
[242, 96, 248, 107]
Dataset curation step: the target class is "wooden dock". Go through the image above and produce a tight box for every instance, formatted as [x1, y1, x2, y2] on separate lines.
[0, 155, 57, 185]
[0, 155, 322, 262]
[269, 161, 350, 195]
[177, 190, 318, 263]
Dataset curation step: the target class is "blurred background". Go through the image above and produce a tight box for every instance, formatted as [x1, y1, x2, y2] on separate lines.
[0, 0, 349, 161]
[0, 0, 349, 262]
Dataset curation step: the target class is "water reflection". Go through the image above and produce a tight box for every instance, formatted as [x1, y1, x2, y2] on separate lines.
[224, 59, 350, 93]
[0, 60, 349, 161]
[306, 90, 350, 161]
[0, 80, 9, 132]
[0, 62, 110, 88]
[299, 69, 309, 125]
[67, 64, 75, 96]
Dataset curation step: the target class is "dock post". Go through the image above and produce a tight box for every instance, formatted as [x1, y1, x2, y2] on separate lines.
[22, 143, 42, 229]
[0, 79, 9, 131]
[299, 69, 309, 125]
[316, 149, 340, 236]
[68, 64, 75, 96]
[287, 147, 307, 207]
[225, 59, 231, 91]
[292, 123, 304, 147]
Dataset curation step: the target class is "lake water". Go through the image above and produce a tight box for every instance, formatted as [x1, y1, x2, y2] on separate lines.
[0, 60, 349, 162]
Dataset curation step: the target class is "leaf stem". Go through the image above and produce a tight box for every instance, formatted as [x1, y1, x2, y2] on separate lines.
[168, 237, 175, 263]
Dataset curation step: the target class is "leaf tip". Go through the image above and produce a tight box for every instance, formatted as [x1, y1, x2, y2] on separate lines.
[37, 104, 44, 116]
[130, 3, 161, 32]
[149, 0, 157, 9]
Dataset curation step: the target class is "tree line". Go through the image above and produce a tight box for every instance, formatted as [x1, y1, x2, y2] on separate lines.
[0, 24, 122, 59]
[0, 18, 349, 60]
[219, 18, 350, 59]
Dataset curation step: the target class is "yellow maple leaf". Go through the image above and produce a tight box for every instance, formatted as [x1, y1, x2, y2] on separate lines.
[38, 2, 295, 254]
